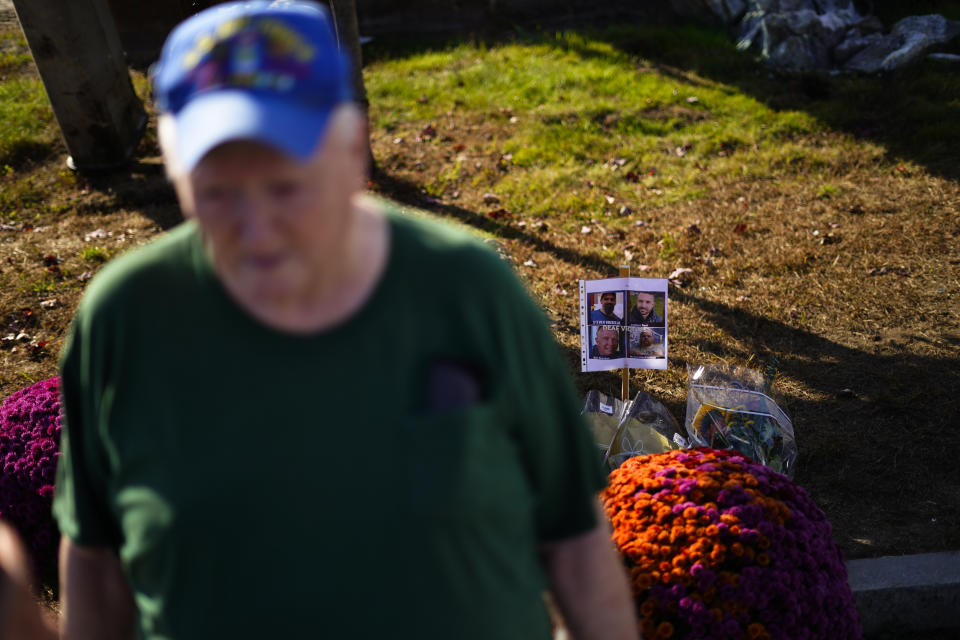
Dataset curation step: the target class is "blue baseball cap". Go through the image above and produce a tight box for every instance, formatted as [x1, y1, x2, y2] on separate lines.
[151, 1, 353, 171]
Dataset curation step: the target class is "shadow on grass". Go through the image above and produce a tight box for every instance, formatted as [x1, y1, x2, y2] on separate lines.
[78, 158, 182, 231]
[565, 287, 960, 558]
[376, 169, 960, 557]
[671, 290, 960, 557]
[373, 170, 619, 275]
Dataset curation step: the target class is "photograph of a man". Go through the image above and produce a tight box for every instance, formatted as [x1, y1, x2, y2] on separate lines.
[590, 291, 622, 324]
[628, 327, 664, 358]
[628, 291, 664, 326]
[590, 325, 623, 358]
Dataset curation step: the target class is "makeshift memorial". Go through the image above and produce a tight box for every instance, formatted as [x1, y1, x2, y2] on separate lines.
[602, 448, 862, 640]
[579, 277, 669, 372]
[0, 377, 62, 579]
[684, 364, 797, 477]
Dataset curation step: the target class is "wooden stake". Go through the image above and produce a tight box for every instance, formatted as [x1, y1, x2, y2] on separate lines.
[619, 264, 630, 404]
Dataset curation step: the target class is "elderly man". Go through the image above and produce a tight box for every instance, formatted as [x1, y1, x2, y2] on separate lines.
[590, 325, 623, 359]
[1, 3, 638, 640]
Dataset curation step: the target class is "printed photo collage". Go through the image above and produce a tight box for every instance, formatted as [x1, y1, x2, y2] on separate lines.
[579, 277, 669, 372]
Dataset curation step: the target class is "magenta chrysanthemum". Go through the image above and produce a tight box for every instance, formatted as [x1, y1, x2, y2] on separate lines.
[1, 377, 62, 578]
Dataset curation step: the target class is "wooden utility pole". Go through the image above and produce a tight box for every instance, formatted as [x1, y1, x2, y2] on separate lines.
[12, 0, 146, 171]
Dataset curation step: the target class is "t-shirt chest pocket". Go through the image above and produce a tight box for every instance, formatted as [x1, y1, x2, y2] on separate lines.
[400, 403, 532, 522]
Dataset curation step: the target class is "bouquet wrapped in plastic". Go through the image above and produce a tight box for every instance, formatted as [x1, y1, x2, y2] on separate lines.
[582, 390, 681, 470]
[684, 365, 797, 477]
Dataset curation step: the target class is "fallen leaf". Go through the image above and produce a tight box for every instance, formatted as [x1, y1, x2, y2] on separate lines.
[668, 267, 694, 281]
[819, 232, 840, 245]
[733, 223, 748, 234]
[453, 143, 465, 152]
[487, 209, 511, 220]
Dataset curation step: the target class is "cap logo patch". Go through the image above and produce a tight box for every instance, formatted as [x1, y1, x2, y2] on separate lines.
[182, 17, 316, 94]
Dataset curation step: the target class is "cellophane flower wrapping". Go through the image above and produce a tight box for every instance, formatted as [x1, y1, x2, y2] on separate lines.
[0, 377, 62, 580]
[602, 448, 861, 640]
[685, 364, 798, 477]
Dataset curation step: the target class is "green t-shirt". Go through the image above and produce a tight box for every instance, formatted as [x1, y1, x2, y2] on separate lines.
[54, 206, 606, 640]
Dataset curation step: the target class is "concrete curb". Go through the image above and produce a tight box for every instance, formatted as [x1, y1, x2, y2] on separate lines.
[846, 552, 960, 638]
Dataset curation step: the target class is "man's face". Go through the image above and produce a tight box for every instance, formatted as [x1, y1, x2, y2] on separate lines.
[638, 329, 654, 347]
[634, 292, 655, 317]
[596, 328, 618, 355]
[178, 133, 359, 315]
[600, 293, 617, 315]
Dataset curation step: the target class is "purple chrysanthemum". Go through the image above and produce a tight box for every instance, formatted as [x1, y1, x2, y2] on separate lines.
[1, 377, 62, 578]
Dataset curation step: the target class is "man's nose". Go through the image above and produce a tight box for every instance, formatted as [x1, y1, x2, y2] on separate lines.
[235, 192, 275, 243]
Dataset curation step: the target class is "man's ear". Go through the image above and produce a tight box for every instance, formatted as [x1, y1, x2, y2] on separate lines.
[349, 109, 371, 180]
[171, 174, 196, 220]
